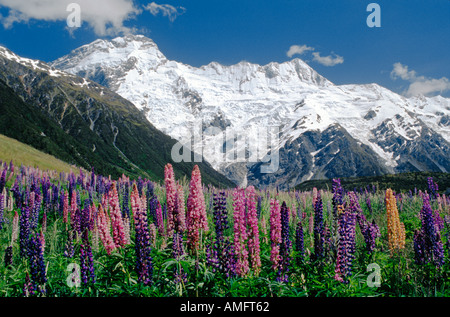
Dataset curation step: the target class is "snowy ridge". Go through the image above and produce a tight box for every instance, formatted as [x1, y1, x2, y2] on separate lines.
[51, 34, 450, 186]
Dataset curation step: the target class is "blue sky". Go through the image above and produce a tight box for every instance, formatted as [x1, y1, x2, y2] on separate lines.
[0, 0, 449, 97]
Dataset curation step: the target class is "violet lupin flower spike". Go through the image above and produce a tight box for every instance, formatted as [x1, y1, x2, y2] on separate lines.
[27, 233, 47, 293]
[277, 201, 292, 282]
[413, 192, 444, 266]
[295, 220, 304, 264]
[131, 184, 153, 285]
[334, 193, 357, 283]
[312, 192, 325, 261]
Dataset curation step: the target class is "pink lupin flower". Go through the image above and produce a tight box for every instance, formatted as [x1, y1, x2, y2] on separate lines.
[312, 187, 318, 208]
[70, 190, 77, 226]
[246, 186, 261, 274]
[29, 191, 35, 210]
[291, 203, 297, 224]
[42, 211, 47, 233]
[174, 183, 186, 233]
[131, 183, 142, 222]
[186, 165, 208, 254]
[63, 190, 69, 224]
[155, 201, 164, 236]
[233, 187, 249, 277]
[164, 163, 177, 237]
[101, 193, 109, 212]
[149, 223, 157, 246]
[97, 203, 116, 255]
[270, 198, 282, 270]
[108, 182, 127, 247]
[11, 210, 19, 246]
[8, 191, 13, 211]
[39, 230, 45, 253]
[123, 216, 131, 244]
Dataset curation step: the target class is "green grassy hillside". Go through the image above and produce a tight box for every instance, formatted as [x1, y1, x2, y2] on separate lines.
[0, 133, 78, 174]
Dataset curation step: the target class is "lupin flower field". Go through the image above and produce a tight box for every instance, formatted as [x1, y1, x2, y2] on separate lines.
[0, 160, 449, 297]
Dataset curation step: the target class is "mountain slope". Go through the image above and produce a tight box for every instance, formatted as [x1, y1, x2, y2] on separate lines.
[0, 45, 234, 187]
[0, 133, 78, 174]
[51, 34, 450, 189]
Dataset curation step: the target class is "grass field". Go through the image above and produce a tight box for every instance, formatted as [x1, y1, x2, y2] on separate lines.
[0, 134, 79, 175]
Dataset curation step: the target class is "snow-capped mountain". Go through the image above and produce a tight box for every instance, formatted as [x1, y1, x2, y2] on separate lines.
[0, 44, 233, 187]
[51, 34, 450, 188]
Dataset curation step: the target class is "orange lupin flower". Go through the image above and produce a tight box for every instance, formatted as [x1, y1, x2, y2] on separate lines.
[385, 189, 405, 252]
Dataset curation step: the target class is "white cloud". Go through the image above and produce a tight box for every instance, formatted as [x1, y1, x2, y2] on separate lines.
[390, 62, 417, 81]
[286, 44, 314, 58]
[390, 62, 450, 97]
[406, 77, 450, 97]
[0, 0, 141, 35]
[312, 52, 344, 67]
[143, 2, 186, 22]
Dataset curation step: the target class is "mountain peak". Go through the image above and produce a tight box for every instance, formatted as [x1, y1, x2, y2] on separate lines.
[51, 34, 165, 72]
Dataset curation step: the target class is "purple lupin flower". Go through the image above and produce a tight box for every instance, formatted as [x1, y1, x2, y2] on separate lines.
[122, 181, 130, 219]
[41, 177, 51, 212]
[366, 195, 373, 214]
[208, 191, 236, 277]
[27, 233, 47, 293]
[30, 192, 41, 231]
[58, 187, 65, 218]
[23, 272, 35, 297]
[213, 192, 228, 243]
[0, 168, 6, 193]
[148, 194, 158, 225]
[427, 177, 439, 200]
[312, 193, 325, 261]
[79, 202, 95, 285]
[434, 208, 444, 232]
[277, 201, 292, 282]
[295, 220, 304, 264]
[413, 193, 444, 266]
[413, 229, 427, 265]
[0, 193, 4, 230]
[332, 179, 344, 217]
[349, 192, 380, 254]
[131, 184, 153, 286]
[51, 184, 59, 213]
[257, 195, 262, 219]
[334, 195, 357, 283]
[11, 178, 23, 209]
[80, 243, 95, 285]
[19, 206, 31, 258]
[63, 230, 75, 258]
